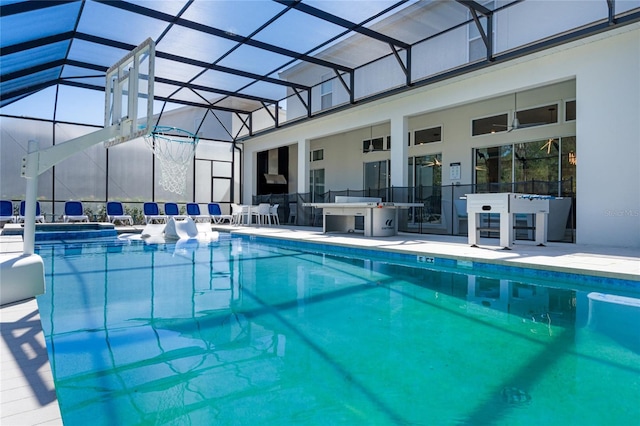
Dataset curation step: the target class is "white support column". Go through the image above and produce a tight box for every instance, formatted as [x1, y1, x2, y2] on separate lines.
[242, 147, 255, 203]
[297, 138, 310, 193]
[22, 140, 40, 255]
[389, 115, 408, 188]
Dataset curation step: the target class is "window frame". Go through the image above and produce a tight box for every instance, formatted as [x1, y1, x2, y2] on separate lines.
[310, 148, 324, 162]
[320, 73, 333, 110]
[565, 99, 576, 122]
[362, 137, 386, 153]
[516, 102, 559, 129]
[413, 125, 443, 145]
[471, 113, 508, 136]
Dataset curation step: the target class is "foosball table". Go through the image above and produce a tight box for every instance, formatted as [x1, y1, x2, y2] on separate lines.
[465, 193, 556, 249]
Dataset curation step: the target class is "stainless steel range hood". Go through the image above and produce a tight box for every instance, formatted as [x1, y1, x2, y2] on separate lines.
[264, 173, 287, 184]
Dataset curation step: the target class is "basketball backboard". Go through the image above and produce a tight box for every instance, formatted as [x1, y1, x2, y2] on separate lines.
[104, 38, 155, 148]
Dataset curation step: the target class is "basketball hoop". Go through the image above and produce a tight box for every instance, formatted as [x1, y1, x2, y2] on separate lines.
[144, 126, 199, 195]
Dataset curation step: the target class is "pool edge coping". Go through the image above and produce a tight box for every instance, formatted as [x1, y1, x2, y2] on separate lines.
[225, 230, 639, 290]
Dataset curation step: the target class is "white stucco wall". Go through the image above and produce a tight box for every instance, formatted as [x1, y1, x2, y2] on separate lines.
[573, 28, 640, 247]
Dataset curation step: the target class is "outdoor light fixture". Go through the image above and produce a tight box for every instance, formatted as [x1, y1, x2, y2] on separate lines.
[367, 125, 374, 153]
[509, 92, 521, 132]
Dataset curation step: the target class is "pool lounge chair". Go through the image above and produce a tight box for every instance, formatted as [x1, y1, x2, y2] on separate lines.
[106, 201, 133, 225]
[63, 201, 89, 223]
[143, 202, 166, 224]
[164, 203, 188, 220]
[17, 200, 45, 223]
[0, 200, 16, 225]
[186, 203, 210, 223]
[208, 203, 233, 224]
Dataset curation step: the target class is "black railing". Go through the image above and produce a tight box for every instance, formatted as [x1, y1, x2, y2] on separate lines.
[8, 179, 574, 243]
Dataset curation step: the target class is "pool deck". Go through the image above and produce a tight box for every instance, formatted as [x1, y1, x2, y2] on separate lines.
[1, 224, 638, 425]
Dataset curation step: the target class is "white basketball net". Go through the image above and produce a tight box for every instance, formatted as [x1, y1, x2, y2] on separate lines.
[144, 126, 199, 195]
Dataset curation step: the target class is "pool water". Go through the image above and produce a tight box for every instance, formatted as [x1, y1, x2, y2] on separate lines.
[36, 235, 640, 425]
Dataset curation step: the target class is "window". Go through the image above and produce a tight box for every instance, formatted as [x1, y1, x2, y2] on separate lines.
[310, 149, 324, 162]
[472, 113, 508, 136]
[474, 145, 513, 191]
[409, 154, 442, 224]
[517, 104, 558, 128]
[414, 126, 442, 145]
[364, 161, 389, 190]
[565, 100, 576, 121]
[468, 0, 495, 62]
[321, 73, 333, 110]
[362, 137, 385, 152]
[309, 169, 325, 202]
[474, 137, 576, 194]
[561, 136, 577, 194]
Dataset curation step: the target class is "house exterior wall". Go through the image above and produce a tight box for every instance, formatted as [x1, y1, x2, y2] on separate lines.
[242, 24, 640, 248]
[280, 0, 626, 122]
[573, 28, 639, 248]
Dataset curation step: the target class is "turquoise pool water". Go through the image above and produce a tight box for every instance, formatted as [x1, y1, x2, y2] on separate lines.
[36, 235, 640, 425]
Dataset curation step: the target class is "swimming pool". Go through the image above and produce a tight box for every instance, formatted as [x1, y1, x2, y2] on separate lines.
[36, 234, 640, 425]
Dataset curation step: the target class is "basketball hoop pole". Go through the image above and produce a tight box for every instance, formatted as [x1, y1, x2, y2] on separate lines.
[21, 125, 120, 254]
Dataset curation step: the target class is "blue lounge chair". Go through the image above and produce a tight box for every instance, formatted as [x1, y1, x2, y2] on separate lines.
[186, 203, 210, 223]
[164, 203, 187, 220]
[208, 203, 233, 224]
[0, 200, 16, 225]
[18, 200, 45, 223]
[63, 201, 89, 223]
[143, 202, 166, 224]
[106, 201, 133, 225]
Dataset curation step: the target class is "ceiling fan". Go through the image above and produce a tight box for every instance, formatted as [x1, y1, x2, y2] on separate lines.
[424, 157, 442, 167]
[491, 92, 521, 133]
[493, 92, 550, 133]
[540, 138, 559, 154]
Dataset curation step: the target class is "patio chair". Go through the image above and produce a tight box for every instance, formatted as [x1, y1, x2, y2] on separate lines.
[164, 203, 188, 220]
[311, 207, 323, 227]
[231, 203, 249, 225]
[143, 202, 166, 224]
[208, 203, 233, 224]
[0, 200, 16, 225]
[453, 198, 468, 235]
[269, 204, 280, 225]
[288, 202, 297, 224]
[106, 201, 133, 225]
[251, 203, 272, 226]
[63, 201, 89, 223]
[186, 203, 210, 223]
[17, 200, 45, 223]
